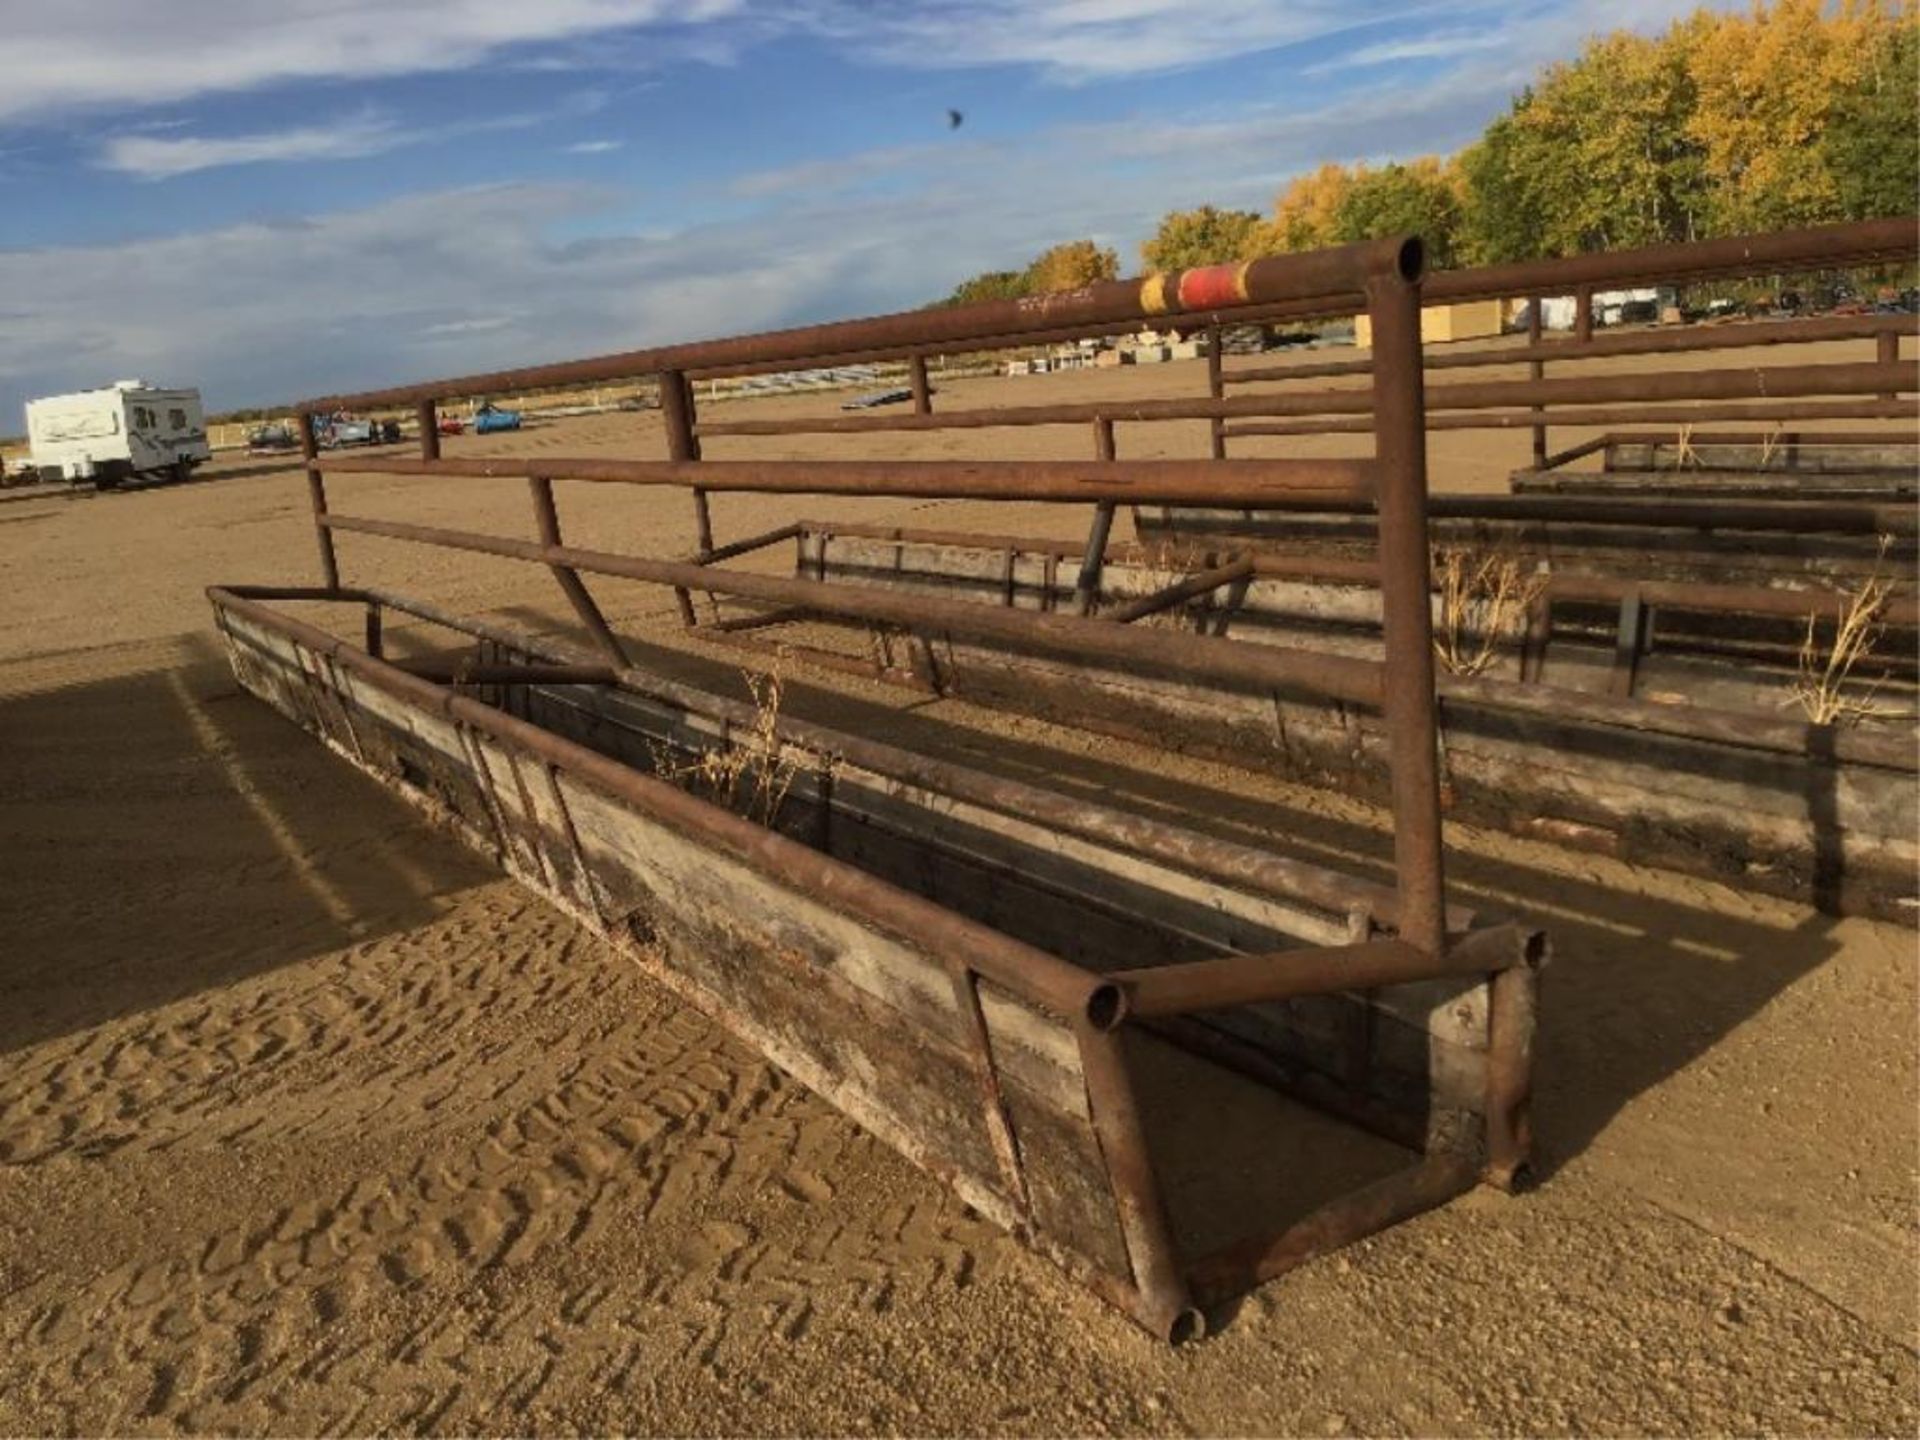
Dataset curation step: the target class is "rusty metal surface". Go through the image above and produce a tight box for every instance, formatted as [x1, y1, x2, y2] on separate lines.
[209, 580, 1526, 1337]
[690, 360, 1913, 438]
[296, 218, 1909, 412]
[1225, 312, 1918, 387]
[313, 511, 1396, 705]
[315, 453, 1380, 505]
[298, 236, 1417, 412]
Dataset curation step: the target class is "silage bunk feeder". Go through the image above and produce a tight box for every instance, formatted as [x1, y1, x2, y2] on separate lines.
[211, 236, 1545, 1341]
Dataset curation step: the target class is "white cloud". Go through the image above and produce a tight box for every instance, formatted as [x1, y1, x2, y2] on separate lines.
[98, 93, 612, 179]
[1, 0, 1496, 130]
[565, 139, 625, 154]
[0, 1, 737, 125]
[1312, 32, 1511, 72]
[790, 0, 1447, 82]
[99, 111, 402, 179]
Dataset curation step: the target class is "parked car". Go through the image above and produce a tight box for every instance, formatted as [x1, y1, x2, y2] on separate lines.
[247, 422, 299, 454]
[472, 401, 522, 434]
[437, 414, 466, 436]
[315, 413, 375, 448]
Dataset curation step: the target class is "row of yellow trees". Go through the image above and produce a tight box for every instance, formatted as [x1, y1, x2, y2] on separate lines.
[937, 0, 1915, 302]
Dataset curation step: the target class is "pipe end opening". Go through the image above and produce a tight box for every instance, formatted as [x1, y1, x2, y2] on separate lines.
[1397, 236, 1426, 284]
[1085, 982, 1126, 1032]
[1167, 1306, 1206, 1346]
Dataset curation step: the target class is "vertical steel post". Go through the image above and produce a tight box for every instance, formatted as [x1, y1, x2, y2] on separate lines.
[297, 410, 341, 591]
[659, 369, 704, 624]
[417, 398, 441, 462]
[1365, 262, 1447, 960]
[1206, 326, 1226, 460]
[1076, 1021, 1200, 1343]
[1074, 418, 1118, 615]
[1484, 957, 1538, 1190]
[909, 354, 932, 414]
[1526, 298, 1547, 468]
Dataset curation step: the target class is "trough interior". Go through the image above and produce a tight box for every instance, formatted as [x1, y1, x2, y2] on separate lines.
[478, 659, 1420, 1264]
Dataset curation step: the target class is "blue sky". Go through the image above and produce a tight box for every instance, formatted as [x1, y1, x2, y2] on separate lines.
[0, 1, 1729, 418]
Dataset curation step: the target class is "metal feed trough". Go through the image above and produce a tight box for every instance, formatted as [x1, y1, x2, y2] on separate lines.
[1510, 429, 1919, 500]
[713, 519, 1916, 919]
[214, 237, 1544, 1340]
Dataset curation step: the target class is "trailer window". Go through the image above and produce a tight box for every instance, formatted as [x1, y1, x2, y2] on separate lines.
[133, 406, 154, 430]
[168, 408, 187, 430]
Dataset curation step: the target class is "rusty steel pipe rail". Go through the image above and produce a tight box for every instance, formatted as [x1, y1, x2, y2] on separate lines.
[1225, 312, 1917, 387]
[792, 518, 1920, 625]
[769, 524, 1914, 769]
[685, 293, 1353, 384]
[315, 511, 1393, 706]
[1222, 398, 1917, 438]
[1166, 492, 1916, 534]
[1423, 216, 1916, 304]
[320, 581, 1466, 936]
[208, 585, 1127, 1026]
[1115, 924, 1538, 1019]
[692, 360, 1913, 437]
[297, 238, 1420, 413]
[314, 453, 1376, 506]
[290, 218, 1909, 414]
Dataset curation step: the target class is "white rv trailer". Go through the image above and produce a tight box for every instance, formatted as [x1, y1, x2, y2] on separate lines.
[25, 380, 210, 489]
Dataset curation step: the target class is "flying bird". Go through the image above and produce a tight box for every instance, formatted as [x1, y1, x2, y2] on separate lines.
[947, 109, 964, 130]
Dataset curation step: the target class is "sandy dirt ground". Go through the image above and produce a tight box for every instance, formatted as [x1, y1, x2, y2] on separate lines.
[0, 350, 1915, 1435]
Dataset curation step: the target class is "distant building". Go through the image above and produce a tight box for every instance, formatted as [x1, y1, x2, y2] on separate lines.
[1353, 299, 1506, 347]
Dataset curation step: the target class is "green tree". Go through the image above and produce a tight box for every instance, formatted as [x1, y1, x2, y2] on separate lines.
[1140, 206, 1267, 270]
[1456, 112, 1548, 264]
[1825, 19, 1920, 219]
[938, 269, 1028, 307]
[1330, 157, 1466, 268]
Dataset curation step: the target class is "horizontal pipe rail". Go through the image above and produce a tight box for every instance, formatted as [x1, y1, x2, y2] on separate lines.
[299, 238, 1418, 412]
[1162, 492, 1916, 534]
[349, 583, 1461, 935]
[315, 513, 1392, 704]
[694, 361, 1913, 437]
[1222, 397, 1918, 438]
[1115, 923, 1536, 1018]
[1226, 313, 1917, 387]
[315, 454, 1376, 506]
[296, 219, 1911, 411]
[320, 511, 1913, 769]
[1423, 216, 1917, 304]
[802, 519, 1920, 626]
[209, 586, 1123, 1025]
[685, 293, 1354, 384]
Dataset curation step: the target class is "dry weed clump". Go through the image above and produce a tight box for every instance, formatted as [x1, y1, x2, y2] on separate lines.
[1431, 547, 1548, 677]
[649, 663, 800, 825]
[1790, 539, 1899, 727]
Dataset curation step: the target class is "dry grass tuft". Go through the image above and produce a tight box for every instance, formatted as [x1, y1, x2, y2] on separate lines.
[650, 661, 800, 825]
[1431, 547, 1548, 677]
[1790, 538, 1899, 727]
